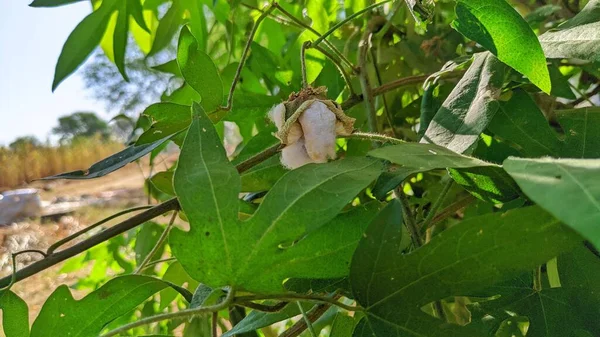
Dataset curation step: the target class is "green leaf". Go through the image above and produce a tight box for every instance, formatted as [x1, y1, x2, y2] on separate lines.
[40, 137, 170, 180]
[177, 26, 223, 111]
[223, 302, 314, 337]
[52, 0, 117, 90]
[548, 65, 576, 99]
[421, 52, 505, 153]
[371, 167, 421, 200]
[331, 314, 355, 337]
[171, 105, 383, 292]
[0, 290, 29, 337]
[350, 206, 581, 336]
[30, 275, 172, 337]
[504, 157, 600, 248]
[135, 221, 165, 266]
[448, 166, 521, 203]
[171, 103, 241, 286]
[160, 262, 198, 310]
[136, 103, 192, 145]
[539, 0, 600, 62]
[152, 59, 182, 76]
[240, 156, 287, 193]
[29, 0, 85, 7]
[556, 107, 600, 158]
[488, 89, 562, 157]
[238, 200, 382, 293]
[369, 142, 497, 170]
[452, 0, 551, 92]
[150, 171, 175, 196]
[470, 244, 600, 337]
[148, 0, 183, 56]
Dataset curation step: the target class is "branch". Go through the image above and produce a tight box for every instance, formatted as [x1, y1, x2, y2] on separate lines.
[0, 144, 282, 288]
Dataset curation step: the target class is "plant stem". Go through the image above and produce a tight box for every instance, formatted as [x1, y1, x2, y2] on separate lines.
[235, 293, 362, 312]
[423, 195, 475, 229]
[296, 302, 318, 337]
[0, 144, 282, 289]
[533, 265, 543, 292]
[238, 301, 289, 312]
[135, 210, 178, 273]
[420, 180, 454, 232]
[272, 3, 357, 72]
[312, 0, 393, 47]
[340, 131, 403, 144]
[46, 205, 154, 254]
[394, 187, 423, 247]
[101, 288, 236, 337]
[212, 312, 219, 337]
[310, 44, 356, 95]
[139, 257, 177, 271]
[301, 41, 311, 88]
[370, 48, 398, 138]
[358, 30, 378, 137]
[1, 250, 47, 291]
[223, 3, 275, 111]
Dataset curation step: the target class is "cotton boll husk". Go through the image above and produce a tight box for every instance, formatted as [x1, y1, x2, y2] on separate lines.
[298, 101, 337, 162]
[287, 122, 303, 144]
[281, 138, 313, 169]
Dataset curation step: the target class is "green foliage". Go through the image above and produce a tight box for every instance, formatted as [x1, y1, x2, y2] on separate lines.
[504, 157, 600, 248]
[452, 0, 551, 92]
[6, 0, 600, 336]
[0, 290, 29, 337]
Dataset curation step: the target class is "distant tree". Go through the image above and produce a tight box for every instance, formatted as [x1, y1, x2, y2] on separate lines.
[9, 135, 41, 151]
[52, 112, 111, 142]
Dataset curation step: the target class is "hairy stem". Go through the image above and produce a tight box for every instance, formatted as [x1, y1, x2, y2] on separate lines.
[297, 302, 318, 337]
[340, 131, 403, 144]
[0, 144, 282, 289]
[223, 4, 275, 111]
[135, 210, 178, 273]
[101, 288, 236, 337]
[235, 293, 362, 312]
[312, 0, 393, 47]
[301, 41, 311, 88]
[394, 187, 423, 247]
[420, 180, 454, 232]
[46, 205, 153, 255]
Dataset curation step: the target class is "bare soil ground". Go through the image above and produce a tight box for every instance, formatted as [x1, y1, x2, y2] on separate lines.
[0, 162, 159, 331]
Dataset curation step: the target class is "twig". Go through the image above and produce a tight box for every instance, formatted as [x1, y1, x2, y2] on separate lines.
[0, 144, 282, 289]
[212, 312, 219, 337]
[238, 301, 289, 312]
[419, 180, 454, 232]
[1, 250, 47, 291]
[101, 288, 236, 337]
[0, 198, 180, 289]
[296, 302, 318, 337]
[393, 187, 423, 247]
[423, 195, 475, 229]
[222, 3, 275, 111]
[310, 44, 356, 95]
[278, 294, 341, 337]
[234, 293, 362, 312]
[135, 210, 178, 273]
[301, 41, 311, 88]
[370, 48, 398, 138]
[358, 30, 378, 136]
[271, 3, 357, 72]
[46, 205, 154, 254]
[340, 131, 403, 144]
[139, 257, 177, 271]
[312, 0, 393, 47]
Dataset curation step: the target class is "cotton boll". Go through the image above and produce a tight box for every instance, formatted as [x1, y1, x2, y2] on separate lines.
[268, 103, 286, 130]
[298, 101, 337, 162]
[281, 138, 313, 169]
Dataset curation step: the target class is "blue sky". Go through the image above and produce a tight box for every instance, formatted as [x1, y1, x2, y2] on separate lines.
[0, 1, 106, 146]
